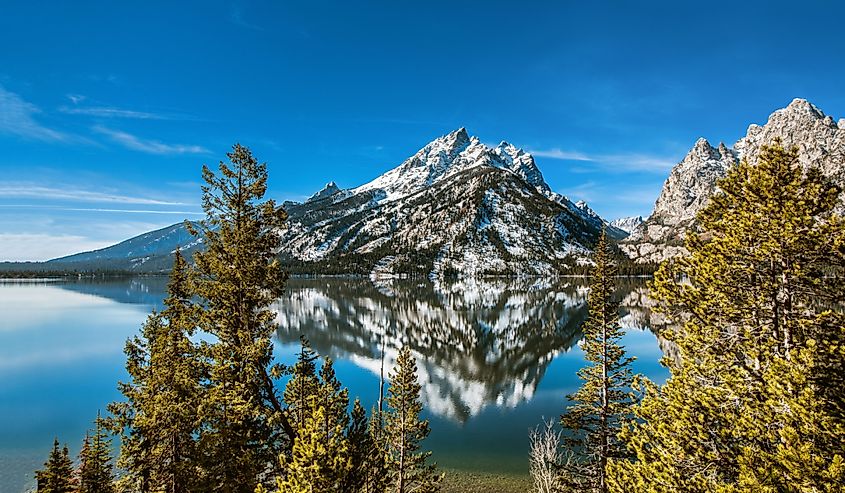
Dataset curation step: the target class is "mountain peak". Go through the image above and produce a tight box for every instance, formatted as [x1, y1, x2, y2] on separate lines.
[306, 181, 343, 203]
[354, 128, 555, 203]
[783, 98, 824, 118]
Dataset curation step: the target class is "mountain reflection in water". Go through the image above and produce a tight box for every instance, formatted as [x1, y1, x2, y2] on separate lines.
[0, 276, 669, 491]
[274, 276, 662, 423]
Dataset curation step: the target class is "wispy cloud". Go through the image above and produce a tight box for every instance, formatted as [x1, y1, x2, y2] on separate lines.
[66, 94, 87, 104]
[529, 148, 594, 161]
[0, 184, 188, 205]
[60, 106, 171, 120]
[0, 85, 70, 142]
[93, 125, 210, 155]
[0, 204, 202, 215]
[529, 147, 677, 172]
[0, 233, 110, 262]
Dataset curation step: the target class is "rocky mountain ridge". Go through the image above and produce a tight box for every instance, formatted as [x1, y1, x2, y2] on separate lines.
[622, 99, 845, 263]
[44, 128, 621, 276]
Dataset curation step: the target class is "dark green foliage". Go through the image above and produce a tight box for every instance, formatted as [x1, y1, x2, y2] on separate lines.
[384, 346, 443, 493]
[560, 228, 637, 493]
[108, 249, 203, 493]
[77, 416, 115, 493]
[283, 337, 320, 433]
[35, 438, 76, 493]
[189, 144, 293, 492]
[346, 399, 388, 493]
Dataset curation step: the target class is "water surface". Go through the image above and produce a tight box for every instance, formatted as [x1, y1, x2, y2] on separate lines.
[0, 276, 667, 492]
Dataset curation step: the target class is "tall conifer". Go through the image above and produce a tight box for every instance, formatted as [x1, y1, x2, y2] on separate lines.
[77, 416, 115, 493]
[190, 144, 292, 492]
[560, 227, 636, 493]
[35, 438, 76, 493]
[109, 249, 202, 493]
[608, 140, 845, 491]
[384, 346, 443, 493]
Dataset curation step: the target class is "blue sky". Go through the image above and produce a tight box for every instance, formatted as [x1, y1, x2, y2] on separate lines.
[1, 1, 844, 261]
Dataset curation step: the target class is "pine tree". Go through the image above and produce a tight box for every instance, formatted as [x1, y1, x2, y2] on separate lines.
[283, 337, 320, 433]
[35, 438, 76, 493]
[560, 227, 637, 493]
[77, 416, 115, 493]
[608, 140, 845, 492]
[384, 346, 443, 493]
[109, 249, 203, 493]
[268, 355, 353, 492]
[272, 397, 352, 493]
[346, 400, 388, 493]
[190, 144, 293, 492]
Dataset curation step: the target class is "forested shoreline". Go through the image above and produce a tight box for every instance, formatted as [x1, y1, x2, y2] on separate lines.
[33, 140, 845, 493]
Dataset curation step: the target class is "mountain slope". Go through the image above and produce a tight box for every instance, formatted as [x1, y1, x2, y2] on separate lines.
[43, 129, 615, 276]
[609, 216, 644, 236]
[622, 99, 845, 263]
[48, 222, 202, 271]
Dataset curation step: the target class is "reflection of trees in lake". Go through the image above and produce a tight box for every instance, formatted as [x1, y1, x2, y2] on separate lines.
[274, 277, 654, 423]
[47, 275, 666, 423]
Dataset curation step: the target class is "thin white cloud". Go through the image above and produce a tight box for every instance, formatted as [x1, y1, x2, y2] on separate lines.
[66, 94, 87, 104]
[93, 125, 210, 155]
[0, 204, 202, 214]
[0, 85, 70, 142]
[529, 148, 594, 161]
[0, 184, 187, 205]
[0, 233, 111, 262]
[60, 106, 170, 120]
[530, 147, 677, 172]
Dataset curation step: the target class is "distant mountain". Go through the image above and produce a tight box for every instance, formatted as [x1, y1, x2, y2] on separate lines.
[47, 222, 202, 272]
[609, 216, 644, 236]
[41, 128, 620, 276]
[622, 99, 845, 263]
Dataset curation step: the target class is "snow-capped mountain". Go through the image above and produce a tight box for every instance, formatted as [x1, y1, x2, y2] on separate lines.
[609, 216, 644, 236]
[281, 128, 610, 276]
[622, 99, 845, 263]
[45, 128, 616, 275]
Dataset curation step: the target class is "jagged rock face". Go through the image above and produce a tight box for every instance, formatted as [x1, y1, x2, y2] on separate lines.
[283, 165, 599, 276]
[305, 181, 341, 203]
[735, 99, 845, 186]
[622, 99, 845, 264]
[609, 215, 644, 236]
[280, 128, 608, 276]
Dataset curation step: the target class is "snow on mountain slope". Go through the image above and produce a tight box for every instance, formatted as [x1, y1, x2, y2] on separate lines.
[275, 128, 619, 276]
[622, 99, 845, 263]
[609, 216, 644, 236]
[48, 222, 202, 271]
[43, 128, 616, 275]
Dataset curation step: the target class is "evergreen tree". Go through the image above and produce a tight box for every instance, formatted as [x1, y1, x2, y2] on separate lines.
[282, 337, 320, 433]
[608, 140, 845, 492]
[560, 227, 637, 493]
[384, 346, 443, 493]
[317, 358, 350, 444]
[77, 416, 115, 493]
[35, 438, 76, 493]
[268, 355, 353, 492]
[109, 249, 203, 493]
[345, 399, 388, 493]
[271, 397, 352, 493]
[190, 144, 293, 492]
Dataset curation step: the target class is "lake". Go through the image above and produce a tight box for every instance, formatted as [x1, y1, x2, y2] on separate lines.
[0, 276, 668, 492]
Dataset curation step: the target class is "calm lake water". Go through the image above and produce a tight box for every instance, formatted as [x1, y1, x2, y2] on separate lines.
[0, 276, 668, 492]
